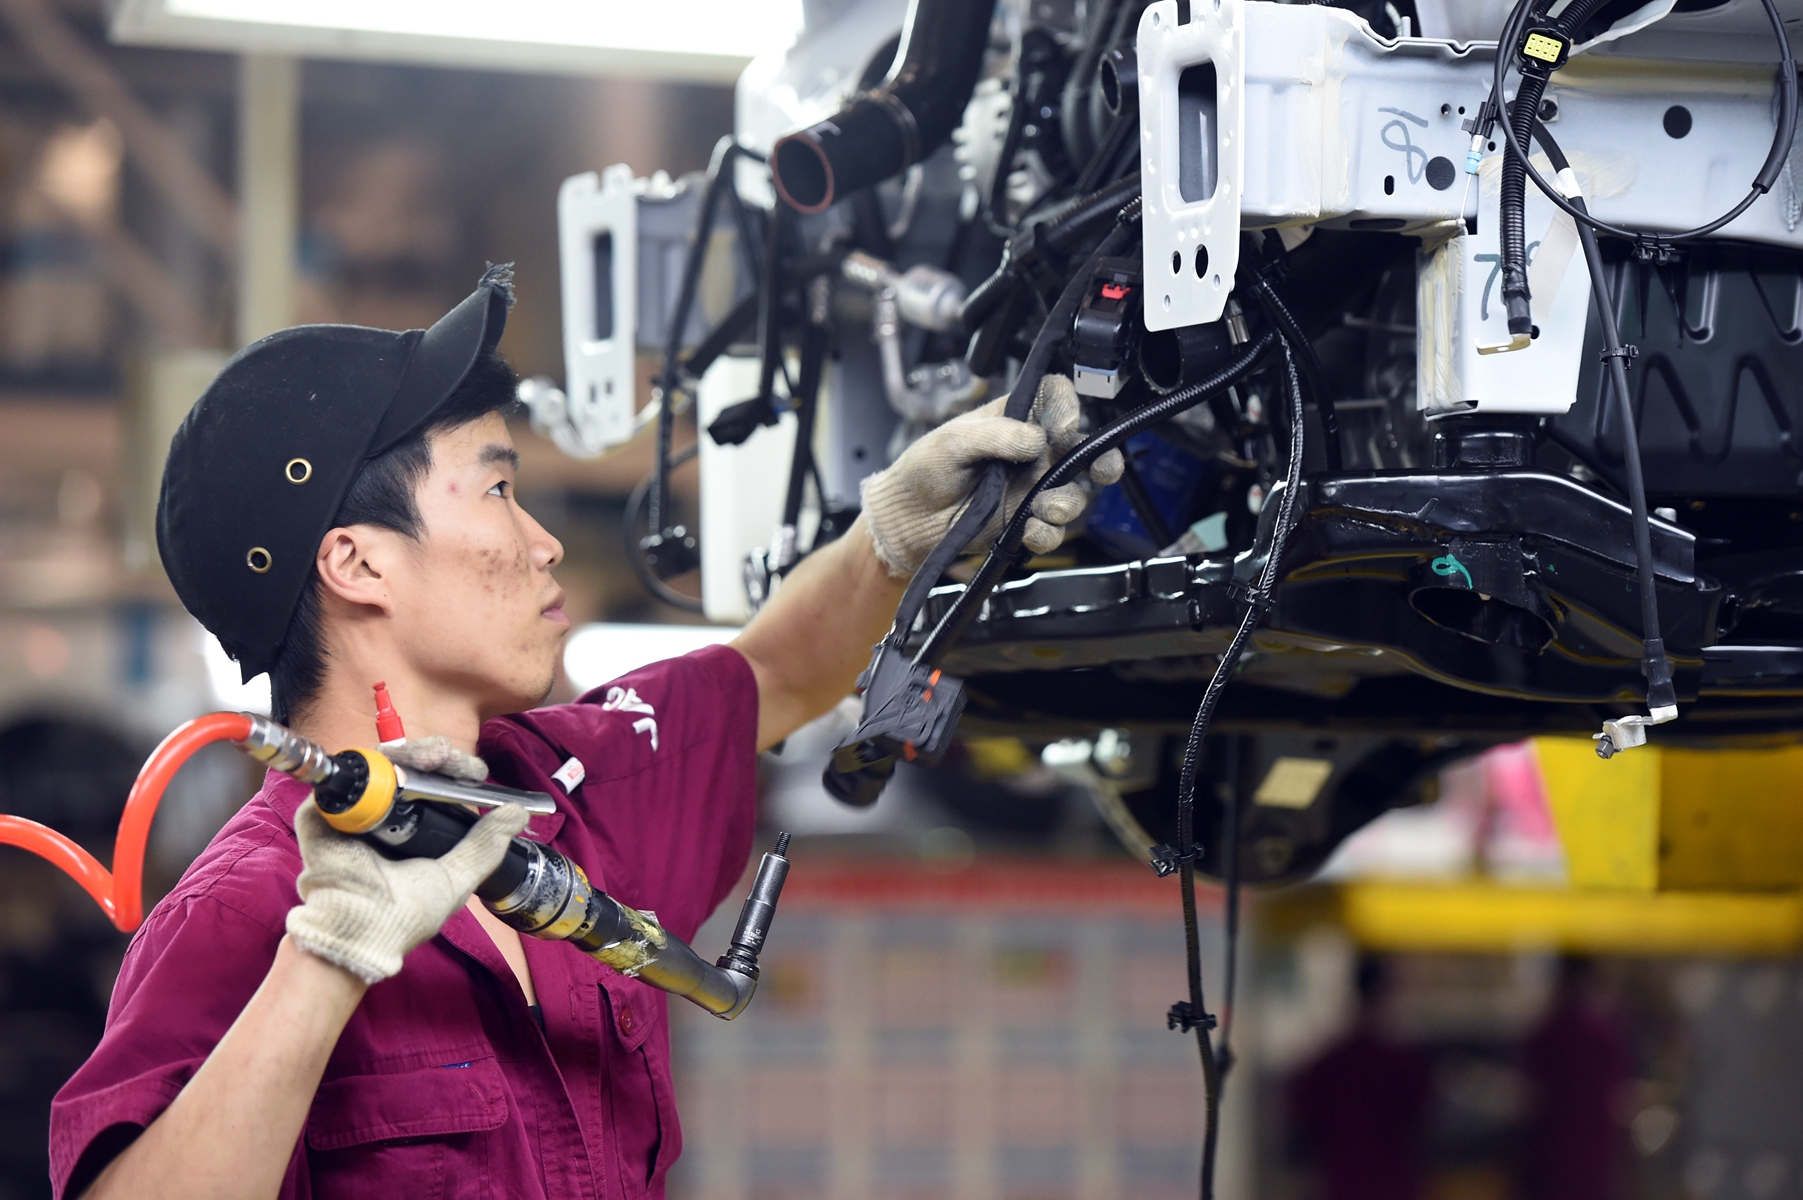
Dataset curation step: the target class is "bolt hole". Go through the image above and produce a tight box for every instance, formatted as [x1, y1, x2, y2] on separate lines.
[1457, 106, 1466, 115]
[1441, 103, 1451, 116]
[1664, 105, 1692, 138]
[1194, 245, 1209, 278]
[1539, 97, 1559, 122]
[1384, 174, 1395, 195]
[1171, 250, 1181, 274]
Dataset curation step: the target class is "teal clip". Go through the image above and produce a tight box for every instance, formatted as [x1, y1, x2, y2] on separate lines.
[1431, 553, 1474, 589]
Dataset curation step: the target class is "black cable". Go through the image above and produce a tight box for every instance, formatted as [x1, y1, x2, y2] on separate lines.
[1074, 108, 1137, 196]
[624, 446, 704, 613]
[1245, 260, 1341, 472]
[683, 293, 760, 383]
[1490, 0, 1796, 250]
[1174, 339, 1307, 1200]
[917, 328, 1276, 668]
[754, 203, 791, 416]
[1215, 735, 1242, 1078]
[986, 59, 1033, 236]
[724, 177, 768, 293]
[781, 303, 832, 535]
[1116, 446, 1178, 549]
[1534, 120, 1676, 712]
[654, 139, 761, 535]
[883, 211, 1146, 652]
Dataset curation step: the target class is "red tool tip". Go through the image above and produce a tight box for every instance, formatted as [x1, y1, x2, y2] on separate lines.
[372, 682, 405, 742]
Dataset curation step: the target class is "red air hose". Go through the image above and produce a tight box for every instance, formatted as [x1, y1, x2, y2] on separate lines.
[0, 711, 254, 931]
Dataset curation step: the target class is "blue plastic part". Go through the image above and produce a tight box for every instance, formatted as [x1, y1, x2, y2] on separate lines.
[1086, 432, 1213, 561]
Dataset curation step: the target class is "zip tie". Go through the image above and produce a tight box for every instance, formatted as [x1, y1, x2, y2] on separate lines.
[1167, 1001, 1217, 1034]
[1148, 842, 1197, 877]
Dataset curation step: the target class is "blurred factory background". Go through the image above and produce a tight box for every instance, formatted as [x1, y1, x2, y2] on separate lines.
[0, 3, 1798, 1200]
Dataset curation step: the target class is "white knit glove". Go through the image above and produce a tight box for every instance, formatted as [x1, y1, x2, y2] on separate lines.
[861, 374, 1125, 579]
[286, 798, 528, 984]
[382, 735, 488, 783]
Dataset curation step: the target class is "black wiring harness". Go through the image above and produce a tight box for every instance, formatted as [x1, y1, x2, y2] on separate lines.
[632, 137, 769, 613]
[1160, 336, 1304, 1200]
[1490, 0, 1797, 275]
[1480, 0, 1797, 736]
[611, 9, 1803, 1191]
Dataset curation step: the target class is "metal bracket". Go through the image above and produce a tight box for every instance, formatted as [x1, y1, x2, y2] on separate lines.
[1137, 0, 1246, 332]
[1594, 704, 1679, 759]
[554, 165, 640, 456]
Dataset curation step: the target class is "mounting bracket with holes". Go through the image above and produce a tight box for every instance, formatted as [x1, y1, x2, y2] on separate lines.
[555, 164, 639, 456]
[1137, 0, 1245, 332]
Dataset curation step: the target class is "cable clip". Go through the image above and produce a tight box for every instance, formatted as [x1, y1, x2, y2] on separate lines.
[1147, 842, 1197, 877]
[1167, 1001, 1217, 1034]
[1599, 344, 1639, 369]
[1632, 236, 1680, 265]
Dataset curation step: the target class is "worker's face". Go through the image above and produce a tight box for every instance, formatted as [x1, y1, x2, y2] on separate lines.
[390, 413, 568, 717]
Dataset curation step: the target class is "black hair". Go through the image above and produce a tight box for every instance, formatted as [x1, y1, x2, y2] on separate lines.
[268, 349, 519, 723]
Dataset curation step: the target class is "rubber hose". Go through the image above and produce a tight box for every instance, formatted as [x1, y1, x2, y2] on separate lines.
[772, 0, 998, 213]
[0, 711, 254, 930]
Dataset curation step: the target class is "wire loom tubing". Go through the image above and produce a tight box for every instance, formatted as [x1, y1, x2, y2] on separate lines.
[1484, 0, 1769, 712]
[1493, 0, 1797, 295]
[921, 324, 1291, 1198]
[0, 711, 255, 931]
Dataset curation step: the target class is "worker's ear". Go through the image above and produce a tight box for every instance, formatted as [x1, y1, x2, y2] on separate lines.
[314, 525, 400, 614]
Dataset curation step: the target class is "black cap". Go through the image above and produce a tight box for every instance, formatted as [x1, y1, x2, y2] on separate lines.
[157, 266, 514, 681]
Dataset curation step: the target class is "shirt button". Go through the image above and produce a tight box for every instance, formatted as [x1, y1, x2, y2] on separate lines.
[619, 1005, 635, 1035]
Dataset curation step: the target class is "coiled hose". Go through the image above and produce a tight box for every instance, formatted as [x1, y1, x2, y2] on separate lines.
[0, 711, 254, 930]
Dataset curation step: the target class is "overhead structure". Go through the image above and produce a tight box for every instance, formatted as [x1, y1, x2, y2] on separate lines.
[108, 0, 807, 84]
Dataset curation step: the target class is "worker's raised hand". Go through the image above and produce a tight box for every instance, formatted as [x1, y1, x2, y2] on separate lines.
[860, 374, 1124, 578]
[286, 798, 528, 984]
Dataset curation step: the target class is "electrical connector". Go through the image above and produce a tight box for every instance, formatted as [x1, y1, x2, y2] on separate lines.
[822, 646, 968, 807]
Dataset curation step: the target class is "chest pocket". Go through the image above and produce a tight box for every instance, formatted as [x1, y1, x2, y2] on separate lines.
[306, 1057, 509, 1200]
[599, 973, 680, 1197]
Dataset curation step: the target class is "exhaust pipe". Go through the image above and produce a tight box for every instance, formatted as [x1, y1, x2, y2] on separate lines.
[771, 0, 997, 214]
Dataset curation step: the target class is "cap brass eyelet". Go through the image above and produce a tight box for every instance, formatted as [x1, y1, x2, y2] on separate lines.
[246, 547, 273, 574]
[285, 458, 313, 484]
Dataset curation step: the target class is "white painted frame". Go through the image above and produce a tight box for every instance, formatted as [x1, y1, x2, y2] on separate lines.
[1138, 0, 1247, 332]
[556, 165, 639, 456]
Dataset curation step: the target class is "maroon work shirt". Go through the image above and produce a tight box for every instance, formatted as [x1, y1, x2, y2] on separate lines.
[48, 645, 759, 1200]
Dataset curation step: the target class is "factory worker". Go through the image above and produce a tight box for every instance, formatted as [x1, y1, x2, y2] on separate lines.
[47, 266, 1117, 1200]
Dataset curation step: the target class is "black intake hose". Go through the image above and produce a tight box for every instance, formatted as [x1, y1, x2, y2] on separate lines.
[772, 0, 998, 213]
